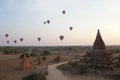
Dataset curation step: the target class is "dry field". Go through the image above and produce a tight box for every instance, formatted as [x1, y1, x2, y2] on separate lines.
[0, 54, 71, 80]
[0, 53, 120, 80]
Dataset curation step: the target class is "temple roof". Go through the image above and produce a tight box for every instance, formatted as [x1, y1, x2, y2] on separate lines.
[93, 29, 106, 49]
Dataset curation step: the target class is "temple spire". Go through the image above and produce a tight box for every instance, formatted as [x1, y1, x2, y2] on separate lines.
[93, 29, 105, 49]
[81, 29, 114, 69]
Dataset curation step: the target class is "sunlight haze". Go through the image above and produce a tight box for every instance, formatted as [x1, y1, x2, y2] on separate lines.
[0, 0, 120, 46]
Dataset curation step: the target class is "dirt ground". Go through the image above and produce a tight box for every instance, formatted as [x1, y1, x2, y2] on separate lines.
[57, 62, 120, 80]
[0, 54, 71, 80]
[1, 53, 120, 80]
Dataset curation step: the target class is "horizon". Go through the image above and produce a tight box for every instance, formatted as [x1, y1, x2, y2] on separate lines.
[1, 44, 120, 47]
[0, 0, 120, 46]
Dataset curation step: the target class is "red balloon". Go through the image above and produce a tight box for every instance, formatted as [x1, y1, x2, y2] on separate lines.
[59, 35, 64, 41]
[14, 40, 17, 43]
[20, 38, 23, 42]
[5, 34, 9, 37]
[62, 10, 66, 14]
[38, 37, 41, 41]
[69, 26, 73, 31]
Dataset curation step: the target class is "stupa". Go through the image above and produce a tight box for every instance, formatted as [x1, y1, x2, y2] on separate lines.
[54, 55, 63, 62]
[36, 55, 43, 65]
[82, 29, 114, 68]
[21, 55, 32, 70]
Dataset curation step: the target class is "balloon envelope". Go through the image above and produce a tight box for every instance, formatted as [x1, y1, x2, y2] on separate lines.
[20, 38, 23, 42]
[38, 37, 41, 41]
[47, 20, 50, 24]
[44, 22, 46, 24]
[59, 35, 64, 41]
[6, 41, 9, 44]
[69, 27, 73, 31]
[14, 40, 17, 43]
[62, 10, 66, 14]
[5, 34, 9, 37]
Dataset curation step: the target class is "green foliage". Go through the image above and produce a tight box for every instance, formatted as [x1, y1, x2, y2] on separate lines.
[3, 47, 23, 54]
[116, 56, 120, 62]
[68, 61, 88, 75]
[109, 74, 120, 80]
[109, 49, 120, 53]
[68, 61, 74, 65]
[42, 56, 47, 61]
[67, 47, 73, 51]
[3, 47, 11, 54]
[68, 61, 79, 68]
[42, 50, 51, 56]
[30, 53, 36, 57]
[20, 53, 30, 59]
[22, 48, 29, 52]
[22, 73, 46, 80]
[20, 52, 37, 59]
[78, 64, 88, 75]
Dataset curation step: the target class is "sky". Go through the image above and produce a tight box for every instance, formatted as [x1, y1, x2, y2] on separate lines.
[0, 0, 120, 46]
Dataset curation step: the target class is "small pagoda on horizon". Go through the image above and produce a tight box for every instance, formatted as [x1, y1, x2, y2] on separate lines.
[82, 29, 115, 69]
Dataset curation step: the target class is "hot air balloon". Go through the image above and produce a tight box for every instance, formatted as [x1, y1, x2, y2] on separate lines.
[69, 26, 73, 31]
[14, 40, 17, 43]
[6, 41, 9, 44]
[62, 10, 66, 14]
[5, 34, 9, 37]
[38, 37, 41, 41]
[59, 35, 64, 41]
[47, 20, 50, 24]
[44, 22, 46, 24]
[20, 38, 23, 42]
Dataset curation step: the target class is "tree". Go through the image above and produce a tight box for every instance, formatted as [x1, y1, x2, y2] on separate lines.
[68, 61, 79, 68]
[42, 56, 47, 61]
[30, 52, 36, 57]
[3, 47, 11, 54]
[42, 50, 51, 56]
[20, 53, 30, 59]
[22, 73, 46, 80]
[78, 64, 88, 75]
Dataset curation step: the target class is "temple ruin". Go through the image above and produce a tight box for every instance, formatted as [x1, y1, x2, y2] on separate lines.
[82, 29, 116, 69]
[21, 55, 32, 70]
[36, 55, 43, 65]
[54, 55, 63, 62]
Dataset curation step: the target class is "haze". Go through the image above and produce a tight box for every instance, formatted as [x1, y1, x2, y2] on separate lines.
[0, 0, 120, 46]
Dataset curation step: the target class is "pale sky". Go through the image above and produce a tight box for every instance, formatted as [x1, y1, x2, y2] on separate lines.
[0, 0, 120, 46]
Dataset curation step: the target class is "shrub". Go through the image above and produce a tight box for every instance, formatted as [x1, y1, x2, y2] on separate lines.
[42, 50, 51, 56]
[78, 64, 88, 75]
[22, 73, 46, 80]
[20, 53, 30, 59]
[68, 61, 74, 65]
[30, 53, 36, 57]
[42, 56, 47, 61]
[3, 47, 11, 54]
[68, 61, 88, 75]
[68, 61, 79, 68]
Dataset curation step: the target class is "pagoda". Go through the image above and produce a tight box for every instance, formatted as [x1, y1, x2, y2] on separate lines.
[21, 55, 32, 70]
[36, 55, 43, 65]
[82, 29, 114, 68]
[54, 55, 64, 63]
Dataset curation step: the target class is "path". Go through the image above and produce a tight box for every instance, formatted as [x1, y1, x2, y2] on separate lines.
[46, 62, 71, 80]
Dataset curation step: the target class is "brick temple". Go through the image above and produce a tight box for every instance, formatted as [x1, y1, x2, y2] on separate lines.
[82, 29, 116, 69]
